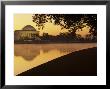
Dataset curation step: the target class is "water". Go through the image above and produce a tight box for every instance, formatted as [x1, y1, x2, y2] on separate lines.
[14, 43, 96, 75]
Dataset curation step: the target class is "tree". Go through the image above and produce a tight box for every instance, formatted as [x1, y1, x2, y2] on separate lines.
[32, 14, 97, 36]
[42, 33, 49, 40]
[75, 34, 82, 40]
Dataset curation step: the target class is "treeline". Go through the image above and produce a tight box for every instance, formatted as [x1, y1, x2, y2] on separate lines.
[15, 32, 97, 44]
[40, 32, 96, 43]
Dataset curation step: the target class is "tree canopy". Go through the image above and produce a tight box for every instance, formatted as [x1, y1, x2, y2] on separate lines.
[32, 14, 97, 36]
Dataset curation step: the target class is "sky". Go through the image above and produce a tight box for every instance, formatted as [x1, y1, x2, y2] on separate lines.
[14, 14, 90, 37]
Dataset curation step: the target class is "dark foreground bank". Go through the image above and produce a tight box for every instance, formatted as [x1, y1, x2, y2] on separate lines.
[18, 47, 97, 76]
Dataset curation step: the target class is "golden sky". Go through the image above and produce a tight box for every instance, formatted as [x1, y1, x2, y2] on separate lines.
[14, 14, 90, 37]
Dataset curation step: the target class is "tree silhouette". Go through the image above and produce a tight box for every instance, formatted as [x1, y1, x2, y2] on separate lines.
[32, 14, 97, 36]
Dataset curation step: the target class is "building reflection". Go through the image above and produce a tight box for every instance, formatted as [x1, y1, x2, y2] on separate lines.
[14, 44, 73, 61]
[14, 43, 96, 61]
[14, 45, 52, 61]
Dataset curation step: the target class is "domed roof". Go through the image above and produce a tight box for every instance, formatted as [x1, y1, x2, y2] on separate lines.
[22, 25, 36, 31]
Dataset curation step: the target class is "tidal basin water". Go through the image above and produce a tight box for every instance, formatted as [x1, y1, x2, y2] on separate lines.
[14, 43, 97, 75]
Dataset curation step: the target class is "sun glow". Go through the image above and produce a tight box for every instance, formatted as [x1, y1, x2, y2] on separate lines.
[14, 14, 90, 37]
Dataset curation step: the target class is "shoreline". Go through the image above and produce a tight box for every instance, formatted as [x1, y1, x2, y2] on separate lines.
[14, 42, 97, 44]
[17, 47, 97, 76]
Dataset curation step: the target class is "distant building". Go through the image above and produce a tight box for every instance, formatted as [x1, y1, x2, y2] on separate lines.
[14, 25, 41, 41]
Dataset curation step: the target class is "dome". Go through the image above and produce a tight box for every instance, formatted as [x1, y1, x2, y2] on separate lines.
[22, 25, 36, 31]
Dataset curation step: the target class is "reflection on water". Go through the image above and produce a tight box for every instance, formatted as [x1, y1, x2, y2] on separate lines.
[14, 43, 96, 75]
